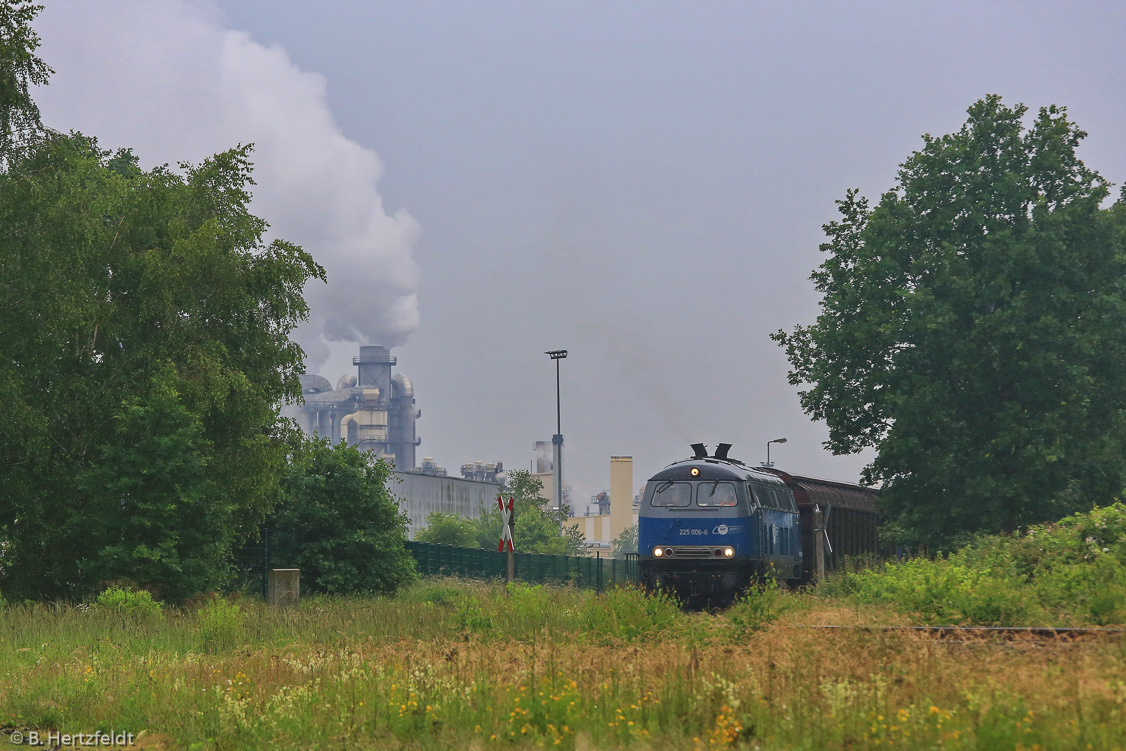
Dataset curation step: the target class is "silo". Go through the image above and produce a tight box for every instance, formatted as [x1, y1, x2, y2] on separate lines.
[390, 373, 419, 471]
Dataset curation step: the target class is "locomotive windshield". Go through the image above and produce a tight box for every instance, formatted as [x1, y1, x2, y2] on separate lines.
[650, 481, 692, 507]
[646, 480, 741, 507]
[697, 481, 738, 507]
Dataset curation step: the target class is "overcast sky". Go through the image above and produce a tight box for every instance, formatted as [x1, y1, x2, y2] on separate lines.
[33, 0, 1126, 504]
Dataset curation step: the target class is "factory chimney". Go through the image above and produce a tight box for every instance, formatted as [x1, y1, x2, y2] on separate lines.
[610, 456, 633, 542]
[354, 345, 396, 395]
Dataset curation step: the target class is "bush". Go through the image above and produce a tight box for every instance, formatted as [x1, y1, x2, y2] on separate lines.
[400, 579, 463, 608]
[830, 502, 1126, 626]
[269, 437, 417, 596]
[580, 585, 680, 643]
[416, 512, 477, 547]
[196, 595, 246, 650]
[727, 577, 789, 635]
[94, 586, 163, 617]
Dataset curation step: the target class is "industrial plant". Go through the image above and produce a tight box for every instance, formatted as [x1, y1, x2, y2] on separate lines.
[294, 346, 505, 537]
[295, 345, 421, 471]
[292, 345, 636, 546]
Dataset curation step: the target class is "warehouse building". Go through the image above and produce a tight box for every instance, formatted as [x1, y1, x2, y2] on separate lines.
[392, 471, 500, 539]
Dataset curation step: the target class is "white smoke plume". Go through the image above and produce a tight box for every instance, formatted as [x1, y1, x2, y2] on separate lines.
[33, 0, 420, 373]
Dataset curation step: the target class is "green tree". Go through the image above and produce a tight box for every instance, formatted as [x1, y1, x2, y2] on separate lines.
[80, 365, 223, 602]
[0, 1, 50, 166]
[773, 96, 1126, 549]
[474, 470, 586, 556]
[416, 511, 478, 547]
[611, 522, 638, 559]
[269, 438, 416, 595]
[0, 134, 323, 599]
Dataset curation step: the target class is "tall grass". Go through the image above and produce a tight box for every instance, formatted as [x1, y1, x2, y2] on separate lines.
[2, 579, 1124, 750]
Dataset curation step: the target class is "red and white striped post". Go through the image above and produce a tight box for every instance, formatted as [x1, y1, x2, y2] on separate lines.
[498, 495, 515, 586]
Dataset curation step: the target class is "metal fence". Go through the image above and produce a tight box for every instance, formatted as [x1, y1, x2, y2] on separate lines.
[405, 541, 638, 592]
[233, 533, 639, 596]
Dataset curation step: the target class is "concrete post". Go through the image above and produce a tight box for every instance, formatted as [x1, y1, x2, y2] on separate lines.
[268, 569, 300, 608]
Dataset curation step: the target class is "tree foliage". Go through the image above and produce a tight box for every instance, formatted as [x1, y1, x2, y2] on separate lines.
[773, 96, 1126, 549]
[269, 438, 416, 596]
[416, 511, 478, 548]
[611, 522, 638, 559]
[0, 132, 323, 599]
[468, 470, 587, 556]
[0, 1, 50, 166]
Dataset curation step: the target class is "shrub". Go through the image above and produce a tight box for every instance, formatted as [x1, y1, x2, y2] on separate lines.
[580, 585, 680, 643]
[454, 594, 495, 634]
[830, 502, 1126, 626]
[416, 512, 477, 547]
[94, 586, 163, 617]
[401, 579, 463, 608]
[196, 595, 246, 650]
[269, 437, 417, 596]
[727, 578, 789, 635]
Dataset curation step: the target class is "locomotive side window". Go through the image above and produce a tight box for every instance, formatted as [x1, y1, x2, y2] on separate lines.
[697, 481, 737, 507]
[746, 483, 762, 508]
[749, 483, 797, 512]
[774, 487, 797, 512]
[648, 481, 692, 507]
[750, 483, 778, 510]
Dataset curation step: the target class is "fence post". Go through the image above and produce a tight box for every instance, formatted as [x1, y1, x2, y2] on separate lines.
[814, 504, 826, 582]
[262, 526, 269, 600]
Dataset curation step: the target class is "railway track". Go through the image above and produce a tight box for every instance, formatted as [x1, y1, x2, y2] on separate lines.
[794, 625, 1126, 638]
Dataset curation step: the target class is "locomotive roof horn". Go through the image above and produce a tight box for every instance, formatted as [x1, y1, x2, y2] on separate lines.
[690, 443, 708, 459]
[714, 443, 733, 460]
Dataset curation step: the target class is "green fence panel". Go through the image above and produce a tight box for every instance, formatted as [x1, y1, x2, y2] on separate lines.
[406, 541, 640, 591]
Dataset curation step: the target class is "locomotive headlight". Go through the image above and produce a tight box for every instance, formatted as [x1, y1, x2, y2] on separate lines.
[653, 547, 664, 558]
[690, 467, 700, 477]
[723, 547, 735, 558]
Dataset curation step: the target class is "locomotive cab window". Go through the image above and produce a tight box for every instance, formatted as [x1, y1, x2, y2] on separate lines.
[696, 481, 738, 507]
[648, 481, 692, 507]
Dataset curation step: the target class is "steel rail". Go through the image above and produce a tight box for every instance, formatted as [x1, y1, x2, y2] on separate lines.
[792, 625, 1126, 637]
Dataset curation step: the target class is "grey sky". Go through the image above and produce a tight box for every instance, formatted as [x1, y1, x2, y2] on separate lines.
[33, 0, 1126, 503]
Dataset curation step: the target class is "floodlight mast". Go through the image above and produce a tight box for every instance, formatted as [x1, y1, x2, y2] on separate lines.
[545, 350, 567, 510]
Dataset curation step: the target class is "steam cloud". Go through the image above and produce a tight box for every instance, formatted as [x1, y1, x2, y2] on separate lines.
[34, 0, 420, 373]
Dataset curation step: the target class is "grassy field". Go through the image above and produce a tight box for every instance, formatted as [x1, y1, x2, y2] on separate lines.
[1, 579, 1124, 751]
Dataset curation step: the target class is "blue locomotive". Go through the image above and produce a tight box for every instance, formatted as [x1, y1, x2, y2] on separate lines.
[638, 443, 803, 603]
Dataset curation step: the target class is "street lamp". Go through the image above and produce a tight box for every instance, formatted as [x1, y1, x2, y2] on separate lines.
[765, 437, 787, 468]
[545, 350, 568, 510]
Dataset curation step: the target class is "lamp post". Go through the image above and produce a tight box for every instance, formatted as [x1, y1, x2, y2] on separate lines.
[545, 350, 568, 510]
[765, 437, 787, 468]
